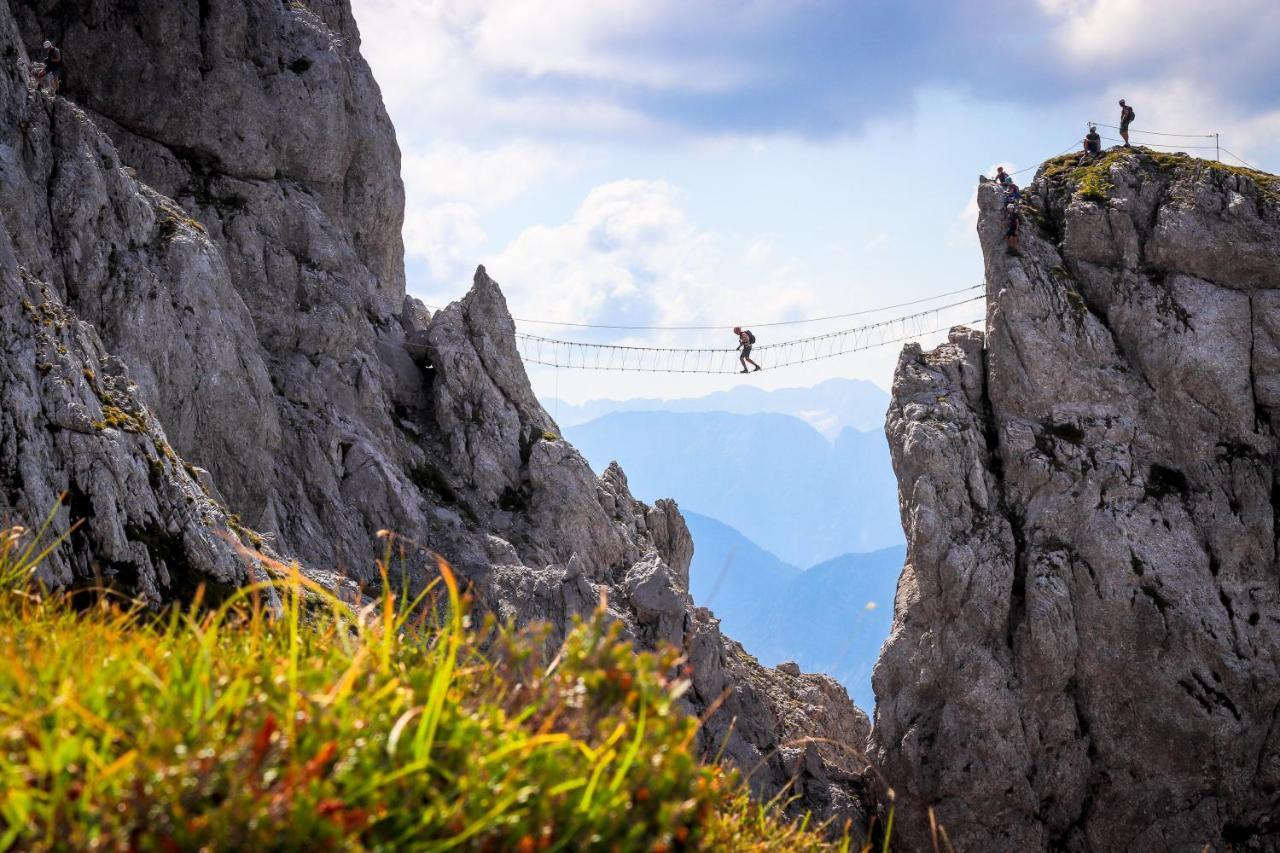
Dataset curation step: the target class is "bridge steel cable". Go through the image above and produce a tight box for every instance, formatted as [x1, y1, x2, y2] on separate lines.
[421, 283, 983, 331]
[515, 295, 987, 374]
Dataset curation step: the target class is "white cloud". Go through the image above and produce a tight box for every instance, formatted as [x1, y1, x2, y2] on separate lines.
[349, 0, 764, 139]
[744, 236, 775, 267]
[470, 0, 749, 90]
[1039, 0, 1280, 69]
[403, 202, 487, 280]
[401, 141, 564, 207]
[483, 180, 818, 340]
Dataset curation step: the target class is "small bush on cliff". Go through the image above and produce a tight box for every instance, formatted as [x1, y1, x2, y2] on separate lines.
[0, 520, 856, 851]
[1076, 169, 1112, 202]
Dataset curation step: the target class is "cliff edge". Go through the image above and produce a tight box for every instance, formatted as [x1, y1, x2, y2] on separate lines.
[873, 149, 1280, 851]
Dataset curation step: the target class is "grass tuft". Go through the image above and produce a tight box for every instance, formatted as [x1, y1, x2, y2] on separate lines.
[0, 523, 861, 850]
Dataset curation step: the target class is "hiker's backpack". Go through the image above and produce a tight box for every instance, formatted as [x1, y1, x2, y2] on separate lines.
[1126, 106, 1136, 122]
[747, 330, 756, 345]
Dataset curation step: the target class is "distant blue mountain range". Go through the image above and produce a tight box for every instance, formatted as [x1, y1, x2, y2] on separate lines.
[683, 511, 902, 711]
[554, 383, 906, 709]
[547, 377, 890, 438]
[564, 410, 902, 567]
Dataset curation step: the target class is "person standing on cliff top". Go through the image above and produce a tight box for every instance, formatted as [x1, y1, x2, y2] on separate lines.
[1119, 99, 1136, 147]
[995, 166, 1012, 187]
[733, 327, 761, 374]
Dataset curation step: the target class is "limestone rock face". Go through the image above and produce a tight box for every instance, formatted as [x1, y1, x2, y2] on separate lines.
[873, 151, 1280, 852]
[0, 0, 871, 827]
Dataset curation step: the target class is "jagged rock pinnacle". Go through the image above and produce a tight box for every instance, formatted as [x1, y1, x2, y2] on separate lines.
[874, 148, 1280, 851]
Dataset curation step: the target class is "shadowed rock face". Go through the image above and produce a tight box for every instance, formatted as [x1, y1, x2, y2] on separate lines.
[873, 151, 1280, 851]
[0, 0, 872, 828]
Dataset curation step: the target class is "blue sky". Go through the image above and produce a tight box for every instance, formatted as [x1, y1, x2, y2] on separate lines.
[350, 0, 1280, 403]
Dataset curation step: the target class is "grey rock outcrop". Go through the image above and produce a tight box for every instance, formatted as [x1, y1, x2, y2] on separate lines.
[873, 150, 1280, 851]
[0, 0, 871, 830]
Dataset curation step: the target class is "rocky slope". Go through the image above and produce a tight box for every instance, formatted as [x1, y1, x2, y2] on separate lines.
[0, 0, 871, 829]
[873, 149, 1280, 851]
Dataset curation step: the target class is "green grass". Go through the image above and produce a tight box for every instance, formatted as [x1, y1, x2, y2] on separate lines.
[1076, 169, 1112, 203]
[0, 516, 874, 851]
[1039, 147, 1279, 205]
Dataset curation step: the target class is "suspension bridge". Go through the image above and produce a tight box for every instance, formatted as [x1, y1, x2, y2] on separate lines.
[430, 121, 1266, 376]
[513, 289, 986, 374]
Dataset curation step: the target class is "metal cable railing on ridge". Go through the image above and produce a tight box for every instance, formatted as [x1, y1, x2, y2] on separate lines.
[1011, 124, 1267, 175]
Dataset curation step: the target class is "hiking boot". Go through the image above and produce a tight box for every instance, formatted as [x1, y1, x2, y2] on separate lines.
[753, 366, 762, 372]
[739, 369, 749, 374]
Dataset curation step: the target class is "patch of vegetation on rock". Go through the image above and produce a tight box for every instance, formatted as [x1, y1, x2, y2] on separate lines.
[0, 525, 860, 850]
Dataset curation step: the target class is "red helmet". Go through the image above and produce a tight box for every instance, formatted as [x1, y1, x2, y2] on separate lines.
[733, 326, 742, 334]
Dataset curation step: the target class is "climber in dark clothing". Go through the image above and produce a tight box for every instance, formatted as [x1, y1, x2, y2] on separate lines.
[1005, 204, 1020, 255]
[1083, 125, 1102, 156]
[734, 326, 761, 373]
[995, 166, 1012, 187]
[1119, 99, 1135, 147]
[38, 40, 62, 93]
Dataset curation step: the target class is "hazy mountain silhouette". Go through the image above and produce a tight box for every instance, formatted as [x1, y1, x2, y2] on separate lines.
[683, 511, 902, 710]
[565, 410, 903, 567]
[547, 377, 890, 438]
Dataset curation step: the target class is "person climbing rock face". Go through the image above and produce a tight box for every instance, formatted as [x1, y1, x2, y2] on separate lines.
[1119, 99, 1135, 147]
[1005, 181, 1021, 205]
[995, 166, 1012, 187]
[1005, 204, 1020, 255]
[39, 40, 62, 93]
[733, 326, 761, 374]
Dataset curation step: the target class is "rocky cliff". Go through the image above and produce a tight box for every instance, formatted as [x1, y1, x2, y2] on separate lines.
[0, 0, 870, 830]
[873, 149, 1280, 851]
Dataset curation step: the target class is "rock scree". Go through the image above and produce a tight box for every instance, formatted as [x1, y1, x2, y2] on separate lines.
[873, 149, 1280, 851]
[0, 0, 872, 829]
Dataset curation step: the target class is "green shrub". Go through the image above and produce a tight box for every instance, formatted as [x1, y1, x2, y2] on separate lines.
[1076, 170, 1111, 203]
[0, 518, 862, 851]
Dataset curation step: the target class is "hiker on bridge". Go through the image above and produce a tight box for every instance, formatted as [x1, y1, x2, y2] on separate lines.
[37, 40, 62, 93]
[1119, 99, 1136, 147]
[1083, 125, 1102, 156]
[733, 327, 761, 374]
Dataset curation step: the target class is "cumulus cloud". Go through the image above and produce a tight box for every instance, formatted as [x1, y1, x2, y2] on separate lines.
[401, 141, 563, 207]
[1035, 0, 1280, 151]
[351, 0, 1280, 143]
[350, 0, 1038, 140]
[483, 180, 818, 341]
[403, 202, 487, 280]
[469, 0, 752, 90]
